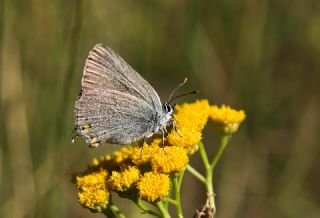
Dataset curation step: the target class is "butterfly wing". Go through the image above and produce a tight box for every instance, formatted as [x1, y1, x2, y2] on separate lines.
[74, 44, 162, 146]
[75, 88, 160, 145]
[80, 44, 162, 112]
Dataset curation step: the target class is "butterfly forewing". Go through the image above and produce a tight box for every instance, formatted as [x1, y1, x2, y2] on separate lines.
[81, 44, 162, 111]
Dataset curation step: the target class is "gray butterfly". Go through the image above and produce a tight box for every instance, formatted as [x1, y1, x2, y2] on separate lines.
[74, 44, 188, 148]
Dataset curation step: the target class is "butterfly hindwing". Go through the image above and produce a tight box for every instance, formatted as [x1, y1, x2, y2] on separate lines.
[75, 88, 160, 145]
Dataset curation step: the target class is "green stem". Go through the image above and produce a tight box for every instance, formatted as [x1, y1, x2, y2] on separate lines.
[136, 198, 162, 217]
[178, 170, 184, 188]
[199, 142, 210, 168]
[102, 203, 126, 218]
[155, 201, 171, 218]
[163, 197, 178, 205]
[202, 134, 231, 213]
[173, 172, 184, 218]
[186, 164, 206, 184]
[210, 134, 231, 171]
[198, 142, 214, 209]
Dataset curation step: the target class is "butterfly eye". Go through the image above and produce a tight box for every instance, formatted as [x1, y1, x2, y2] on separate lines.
[166, 104, 173, 113]
[171, 105, 174, 112]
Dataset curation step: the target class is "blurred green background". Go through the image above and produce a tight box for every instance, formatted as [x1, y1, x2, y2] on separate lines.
[1, 0, 320, 217]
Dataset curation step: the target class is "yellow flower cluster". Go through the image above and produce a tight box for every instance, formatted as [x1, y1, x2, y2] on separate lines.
[167, 100, 211, 152]
[210, 104, 246, 134]
[76, 169, 109, 212]
[74, 100, 246, 209]
[84, 138, 188, 202]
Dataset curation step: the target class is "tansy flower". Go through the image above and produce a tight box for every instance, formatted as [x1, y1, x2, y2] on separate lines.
[76, 169, 109, 212]
[131, 139, 162, 166]
[167, 100, 211, 151]
[210, 104, 246, 134]
[90, 147, 135, 171]
[112, 146, 135, 164]
[137, 172, 170, 202]
[107, 166, 140, 191]
[150, 146, 189, 173]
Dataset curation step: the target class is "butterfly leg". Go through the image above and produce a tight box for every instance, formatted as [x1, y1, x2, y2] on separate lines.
[163, 125, 168, 133]
[160, 128, 167, 154]
[160, 128, 165, 147]
[172, 119, 178, 132]
[171, 119, 182, 137]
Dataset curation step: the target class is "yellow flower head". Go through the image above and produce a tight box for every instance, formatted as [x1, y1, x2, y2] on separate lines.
[131, 139, 162, 166]
[150, 146, 189, 173]
[107, 166, 140, 192]
[210, 104, 246, 134]
[167, 100, 211, 151]
[76, 169, 109, 212]
[90, 146, 135, 171]
[137, 172, 170, 202]
[112, 146, 135, 164]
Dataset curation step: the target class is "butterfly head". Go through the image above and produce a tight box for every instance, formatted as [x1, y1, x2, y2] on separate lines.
[158, 102, 174, 128]
[163, 102, 174, 115]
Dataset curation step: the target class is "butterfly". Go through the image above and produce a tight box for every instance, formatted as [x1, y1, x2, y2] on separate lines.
[73, 44, 192, 148]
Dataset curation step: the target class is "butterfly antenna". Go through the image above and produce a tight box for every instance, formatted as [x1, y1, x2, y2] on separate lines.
[167, 78, 188, 103]
[168, 90, 199, 104]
